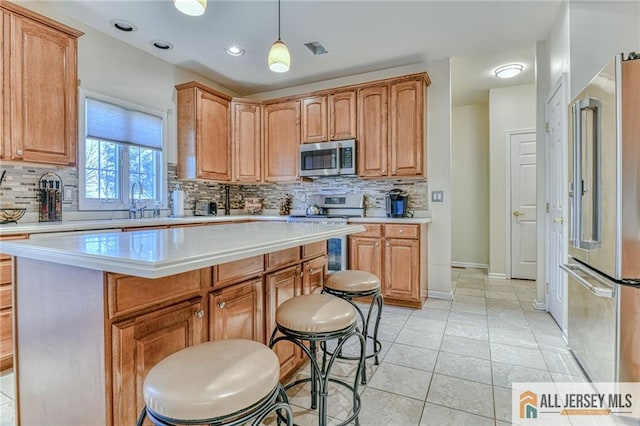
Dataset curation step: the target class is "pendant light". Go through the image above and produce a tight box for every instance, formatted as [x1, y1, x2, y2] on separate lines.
[268, 0, 290, 73]
[174, 0, 207, 17]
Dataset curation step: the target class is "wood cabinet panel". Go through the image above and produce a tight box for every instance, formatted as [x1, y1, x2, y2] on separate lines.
[329, 90, 356, 140]
[0, 308, 11, 370]
[351, 223, 383, 238]
[0, 283, 10, 310]
[302, 96, 327, 143]
[0, 233, 27, 371]
[266, 247, 300, 271]
[384, 224, 419, 239]
[232, 101, 262, 183]
[348, 236, 383, 282]
[214, 255, 264, 288]
[302, 255, 327, 295]
[209, 278, 264, 343]
[357, 86, 388, 177]
[384, 238, 420, 301]
[2, 5, 81, 165]
[1, 11, 6, 159]
[111, 298, 205, 425]
[389, 79, 424, 176]
[265, 265, 302, 379]
[264, 101, 300, 182]
[302, 241, 327, 259]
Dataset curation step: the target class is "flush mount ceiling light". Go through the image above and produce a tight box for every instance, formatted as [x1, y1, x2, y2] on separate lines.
[226, 46, 245, 56]
[494, 63, 524, 79]
[174, 0, 207, 16]
[151, 40, 174, 50]
[110, 19, 137, 32]
[268, 0, 290, 73]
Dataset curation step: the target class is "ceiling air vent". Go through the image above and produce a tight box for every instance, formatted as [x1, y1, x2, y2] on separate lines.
[304, 41, 328, 55]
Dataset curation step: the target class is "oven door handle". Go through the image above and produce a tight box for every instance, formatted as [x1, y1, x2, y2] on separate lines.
[560, 263, 615, 298]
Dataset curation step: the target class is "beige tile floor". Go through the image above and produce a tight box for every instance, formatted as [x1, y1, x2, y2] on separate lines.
[0, 268, 587, 426]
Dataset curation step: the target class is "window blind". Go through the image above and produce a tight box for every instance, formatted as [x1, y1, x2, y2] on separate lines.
[86, 98, 162, 149]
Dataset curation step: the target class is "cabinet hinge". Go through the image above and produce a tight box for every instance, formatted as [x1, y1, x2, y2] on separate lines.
[545, 202, 550, 213]
[545, 122, 549, 132]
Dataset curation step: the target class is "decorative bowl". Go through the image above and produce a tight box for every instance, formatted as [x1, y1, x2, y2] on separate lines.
[0, 208, 27, 224]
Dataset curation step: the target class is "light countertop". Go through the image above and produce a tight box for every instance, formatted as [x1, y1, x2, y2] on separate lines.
[0, 222, 366, 279]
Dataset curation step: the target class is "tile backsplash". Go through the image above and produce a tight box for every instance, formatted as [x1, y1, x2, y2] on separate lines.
[0, 162, 428, 220]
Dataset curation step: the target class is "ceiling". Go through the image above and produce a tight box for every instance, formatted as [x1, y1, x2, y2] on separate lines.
[40, 0, 560, 100]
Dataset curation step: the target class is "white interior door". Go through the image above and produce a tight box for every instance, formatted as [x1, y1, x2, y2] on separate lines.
[545, 76, 568, 330]
[510, 131, 537, 280]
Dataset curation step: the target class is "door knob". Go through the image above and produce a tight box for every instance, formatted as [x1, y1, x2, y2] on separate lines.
[553, 217, 564, 224]
[512, 210, 524, 217]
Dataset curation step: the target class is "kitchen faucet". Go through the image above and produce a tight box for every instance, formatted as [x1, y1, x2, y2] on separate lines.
[129, 181, 143, 219]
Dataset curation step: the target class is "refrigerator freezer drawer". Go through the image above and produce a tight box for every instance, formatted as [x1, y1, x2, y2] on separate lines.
[566, 267, 616, 382]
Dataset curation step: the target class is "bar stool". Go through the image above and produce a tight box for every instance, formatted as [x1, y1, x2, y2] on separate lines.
[323, 270, 383, 385]
[269, 294, 365, 426]
[136, 339, 293, 426]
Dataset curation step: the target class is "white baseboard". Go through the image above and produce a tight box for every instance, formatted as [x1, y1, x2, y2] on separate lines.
[451, 262, 488, 269]
[487, 272, 508, 280]
[427, 290, 454, 300]
[532, 300, 547, 311]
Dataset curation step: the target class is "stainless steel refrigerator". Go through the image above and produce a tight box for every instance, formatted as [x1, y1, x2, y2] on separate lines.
[560, 53, 640, 383]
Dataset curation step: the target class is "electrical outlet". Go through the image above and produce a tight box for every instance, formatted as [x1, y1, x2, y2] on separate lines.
[431, 190, 444, 203]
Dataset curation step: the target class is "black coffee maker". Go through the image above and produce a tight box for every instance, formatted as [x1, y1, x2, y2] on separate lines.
[385, 189, 408, 218]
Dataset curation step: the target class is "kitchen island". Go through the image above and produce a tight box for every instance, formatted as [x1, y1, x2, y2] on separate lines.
[1, 222, 365, 425]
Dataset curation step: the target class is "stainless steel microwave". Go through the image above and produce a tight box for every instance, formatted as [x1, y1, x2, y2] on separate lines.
[299, 139, 356, 177]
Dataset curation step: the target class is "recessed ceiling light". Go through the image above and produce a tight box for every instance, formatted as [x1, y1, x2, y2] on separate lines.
[304, 41, 328, 56]
[174, 0, 207, 16]
[226, 46, 244, 56]
[110, 19, 136, 32]
[151, 40, 174, 51]
[494, 63, 524, 79]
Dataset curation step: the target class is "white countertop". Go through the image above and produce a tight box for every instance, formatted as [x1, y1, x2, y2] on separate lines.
[0, 214, 429, 236]
[0, 222, 365, 279]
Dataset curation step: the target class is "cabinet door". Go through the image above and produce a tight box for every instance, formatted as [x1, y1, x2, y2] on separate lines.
[9, 12, 78, 165]
[329, 90, 356, 140]
[0, 234, 27, 371]
[264, 101, 301, 182]
[111, 298, 205, 425]
[265, 265, 302, 378]
[197, 89, 231, 181]
[357, 86, 388, 177]
[232, 102, 262, 183]
[302, 96, 327, 143]
[210, 278, 264, 343]
[384, 238, 420, 301]
[348, 236, 383, 283]
[302, 255, 327, 295]
[389, 79, 424, 176]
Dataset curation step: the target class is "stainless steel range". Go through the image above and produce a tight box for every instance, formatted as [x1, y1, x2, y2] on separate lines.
[288, 194, 365, 271]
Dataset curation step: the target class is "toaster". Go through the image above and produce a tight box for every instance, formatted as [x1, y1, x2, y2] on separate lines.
[195, 200, 217, 216]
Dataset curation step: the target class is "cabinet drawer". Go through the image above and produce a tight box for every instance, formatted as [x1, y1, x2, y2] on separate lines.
[351, 223, 382, 238]
[0, 283, 11, 310]
[266, 247, 301, 270]
[107, 268, 211, 318]
[385, 224, 419, 239]
[0, 261, 11, 285]
[302, 241, 327, 259]
[215, 255, 264, 288]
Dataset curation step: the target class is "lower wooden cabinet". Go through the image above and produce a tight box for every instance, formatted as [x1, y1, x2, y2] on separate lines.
[209, 278, 264, 342]
[0, 234, 27, 371]
[384, 238, 420, 301]
[348, 236, 383, 286]
[110, 297, 206, 425]
[302, 255, 327, 295]
[265, 264, 303, 379]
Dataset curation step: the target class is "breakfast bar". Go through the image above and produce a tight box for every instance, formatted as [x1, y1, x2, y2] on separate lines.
[1, 222, 365, 425]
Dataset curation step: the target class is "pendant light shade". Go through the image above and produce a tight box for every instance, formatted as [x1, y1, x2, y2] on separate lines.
[269, 0, 290, 73]
[269, 39, 291, 73]
[174, 0, 207, 16]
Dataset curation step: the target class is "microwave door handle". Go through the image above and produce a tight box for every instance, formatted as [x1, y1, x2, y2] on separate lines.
[336, 142, 341, 174]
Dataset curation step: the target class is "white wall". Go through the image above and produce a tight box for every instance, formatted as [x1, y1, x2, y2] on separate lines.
[451, 104, 489, 267]
[488, 84, 536, 278]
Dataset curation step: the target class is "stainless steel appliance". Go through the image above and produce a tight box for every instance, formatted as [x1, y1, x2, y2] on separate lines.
[299, 139, 356, 177]
[288, 193, 365, 271]
[385, 189, 408, 218]
[561, 53, 640, 384]
[195, 200, 217, 216]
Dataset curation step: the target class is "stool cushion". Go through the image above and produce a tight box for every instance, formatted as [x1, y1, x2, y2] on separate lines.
[276, 294, 356, 333]
[325, 270, 381, 292]
[143, 339, 280, 421]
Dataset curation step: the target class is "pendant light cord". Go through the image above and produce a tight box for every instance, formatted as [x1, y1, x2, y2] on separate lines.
[277, 0, 281, 40]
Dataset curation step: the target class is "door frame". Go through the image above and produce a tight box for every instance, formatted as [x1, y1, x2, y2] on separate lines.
[505, 128, 536, 279]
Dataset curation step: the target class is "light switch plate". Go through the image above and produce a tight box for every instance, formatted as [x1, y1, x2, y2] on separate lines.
[63, 186, 74, 201]
[431, 190, 444, 203]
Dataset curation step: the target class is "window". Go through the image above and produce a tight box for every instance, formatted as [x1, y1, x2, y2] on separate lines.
[79, 92, 165, 211]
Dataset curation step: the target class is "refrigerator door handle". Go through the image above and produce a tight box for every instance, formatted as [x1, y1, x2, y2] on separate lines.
[560, 263, 615, 298]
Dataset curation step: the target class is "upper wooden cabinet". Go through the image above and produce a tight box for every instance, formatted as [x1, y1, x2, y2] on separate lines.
[232, 100, 263, 183]
[176, 82, 232, 181]
[301, 90, 356, 143]
[357, 76, 428, 178]
[263, 100, 301, 182]
[1, 2, 82, 165]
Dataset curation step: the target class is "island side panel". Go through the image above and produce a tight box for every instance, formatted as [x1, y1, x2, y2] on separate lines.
[15, 258, 106, 425]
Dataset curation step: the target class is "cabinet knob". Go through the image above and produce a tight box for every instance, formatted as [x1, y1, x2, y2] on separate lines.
[399, 229, 404, 233]
[381, 169, 386, 173]
[300, 271, 304, 277]
[218, 301, 226, 309]
[392, 168, 397, 173]
[375, 242, 379, 247]
[16, 149, 23, 156]
[386, 242, 390, 247]
[195, 309, 205, 318]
